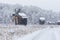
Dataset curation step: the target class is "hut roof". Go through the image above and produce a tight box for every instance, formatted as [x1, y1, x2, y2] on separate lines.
[39, 17, 45, 20]
[18, 13, 27, 18]
[57, 20, 60, 22]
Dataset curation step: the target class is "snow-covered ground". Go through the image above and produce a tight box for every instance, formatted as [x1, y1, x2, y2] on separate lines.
[12, 26, 60, 40]
[0, 25, 60, 40]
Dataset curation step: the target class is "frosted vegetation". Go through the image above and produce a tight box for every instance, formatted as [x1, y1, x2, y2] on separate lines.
[0, 3, 60, 24]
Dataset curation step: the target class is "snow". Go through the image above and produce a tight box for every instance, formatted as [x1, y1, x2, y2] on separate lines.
[13, 28, 60, 40]
[39, 17, 45, 20]
[0, 4, 60, 24]
[18, 13, 27, 18]
[57, 20, 60, 22]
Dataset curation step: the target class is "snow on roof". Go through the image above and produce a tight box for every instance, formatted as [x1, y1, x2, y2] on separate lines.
[57, 20, 60, 22]
[39, 17, 45, 20]
[18, 13, 27, 18]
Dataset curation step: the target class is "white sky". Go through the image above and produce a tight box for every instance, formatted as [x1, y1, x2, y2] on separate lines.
[0, 0, 60, 12]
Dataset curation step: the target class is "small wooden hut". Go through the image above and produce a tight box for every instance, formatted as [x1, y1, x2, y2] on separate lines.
[39, 17, 45, 24]
[57, 20, 60, 25]
[12, 13, 27, 25]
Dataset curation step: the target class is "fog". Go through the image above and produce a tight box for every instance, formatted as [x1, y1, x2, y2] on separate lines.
[0, 0, 60, 12]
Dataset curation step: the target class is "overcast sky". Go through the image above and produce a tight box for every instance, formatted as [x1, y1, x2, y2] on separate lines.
[0, 0, 60, 12]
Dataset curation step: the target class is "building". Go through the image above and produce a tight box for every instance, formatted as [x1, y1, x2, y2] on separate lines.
[12, 13, 27, 25]
[39, 17, 45, 24]
[56, 20, 60, 25]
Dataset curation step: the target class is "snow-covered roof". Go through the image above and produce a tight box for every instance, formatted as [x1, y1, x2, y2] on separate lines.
[39, 17, 45, 20]
[57, 20, 60, 22]
[18, 13, 27, 18]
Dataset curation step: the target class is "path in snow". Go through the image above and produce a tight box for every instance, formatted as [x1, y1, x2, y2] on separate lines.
[13, 27, 60, 40]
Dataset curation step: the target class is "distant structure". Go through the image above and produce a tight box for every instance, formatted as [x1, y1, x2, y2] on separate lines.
[39, 17, 45, 24]
[56, 20, 60, 25]
[12, 9, 27, 25]
[47, 21, 56, 25]
[12, 13, 27, 25]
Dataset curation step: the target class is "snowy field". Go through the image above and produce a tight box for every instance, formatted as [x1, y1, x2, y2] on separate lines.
[0, 24, 60, 40]
[18, 27, 60, 40]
